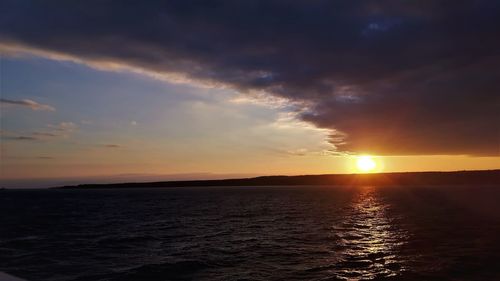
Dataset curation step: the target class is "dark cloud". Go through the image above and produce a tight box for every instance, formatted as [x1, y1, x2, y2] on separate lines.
[3, 135, 39, 141]
[101, 144, 121, 148]
[1, 0, 499, 155]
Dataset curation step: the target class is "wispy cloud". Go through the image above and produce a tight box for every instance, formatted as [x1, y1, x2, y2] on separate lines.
[0, 130, 33, 140]
[3, 155, 55, 160]
[6, 135, 39, 141]
[262, 145, 336, 158]
[0, 98, 55, 111]
[32, 132, 60, 137]
[101, 144, 121, 148]
[0, 122, 77, 142]
[36, 156, 55, 160]
[47, 122, 77, 132]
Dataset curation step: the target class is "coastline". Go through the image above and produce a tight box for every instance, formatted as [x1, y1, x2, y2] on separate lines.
[53, 169, 500, 189]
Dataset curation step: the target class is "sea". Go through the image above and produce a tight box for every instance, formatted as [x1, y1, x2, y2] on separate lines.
[1, 185, 500, 281]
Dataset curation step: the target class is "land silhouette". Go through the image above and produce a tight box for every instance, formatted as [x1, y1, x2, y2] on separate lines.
[56, 170, 500, 189]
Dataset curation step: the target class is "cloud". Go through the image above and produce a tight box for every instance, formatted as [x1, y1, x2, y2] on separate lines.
[101, 144, 121, 148]
[7, 136, 39, 141]
[36, 156, 55, 160]
[47, 122, 77, 132]
[0, 130, 39, 141]
[1, 1, 499, 155]
[0, 122, 77, 142]
[0, 98, 55, 111]
[2, 155, 55, 160]
[32, 132, 59, 137]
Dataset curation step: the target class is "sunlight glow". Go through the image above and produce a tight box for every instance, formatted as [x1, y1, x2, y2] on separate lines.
[356, 155, 377, 173]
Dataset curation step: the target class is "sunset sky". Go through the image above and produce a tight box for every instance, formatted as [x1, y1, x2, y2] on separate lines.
[1, 1, 499, 184]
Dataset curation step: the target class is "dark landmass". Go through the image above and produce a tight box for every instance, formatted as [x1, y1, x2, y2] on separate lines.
[55, 170, 500, 189]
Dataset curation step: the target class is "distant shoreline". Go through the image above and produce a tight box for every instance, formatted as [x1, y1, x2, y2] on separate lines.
[54, 170, 500, 189]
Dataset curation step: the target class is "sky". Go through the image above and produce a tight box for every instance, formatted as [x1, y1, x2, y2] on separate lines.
[0, 1, 499, 185]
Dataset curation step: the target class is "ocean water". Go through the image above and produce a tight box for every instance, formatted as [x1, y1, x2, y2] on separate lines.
[1, 186, 500, 281]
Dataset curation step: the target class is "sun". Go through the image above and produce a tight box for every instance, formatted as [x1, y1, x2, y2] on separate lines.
[356, 155, 377, 173]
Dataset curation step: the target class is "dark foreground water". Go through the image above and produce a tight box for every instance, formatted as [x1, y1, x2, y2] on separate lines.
[1, 186, 500, 281]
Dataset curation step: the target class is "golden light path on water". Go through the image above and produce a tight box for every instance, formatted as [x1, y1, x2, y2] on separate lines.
[332, 187, 408, 280]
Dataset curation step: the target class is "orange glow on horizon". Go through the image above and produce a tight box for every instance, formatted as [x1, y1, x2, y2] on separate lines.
[353, 155, 384, 173]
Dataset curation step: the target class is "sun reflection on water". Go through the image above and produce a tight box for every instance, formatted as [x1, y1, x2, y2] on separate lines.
[332, 187, 408, 280]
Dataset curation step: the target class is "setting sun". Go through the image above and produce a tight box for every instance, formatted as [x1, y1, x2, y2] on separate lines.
[2, 2, 500, 281]
[356, 155, 377, 173]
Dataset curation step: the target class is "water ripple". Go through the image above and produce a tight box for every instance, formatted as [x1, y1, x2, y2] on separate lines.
[1, 186, 500, 280]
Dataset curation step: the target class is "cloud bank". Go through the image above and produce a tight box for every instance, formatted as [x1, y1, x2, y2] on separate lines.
[1, 0, 499, 155]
